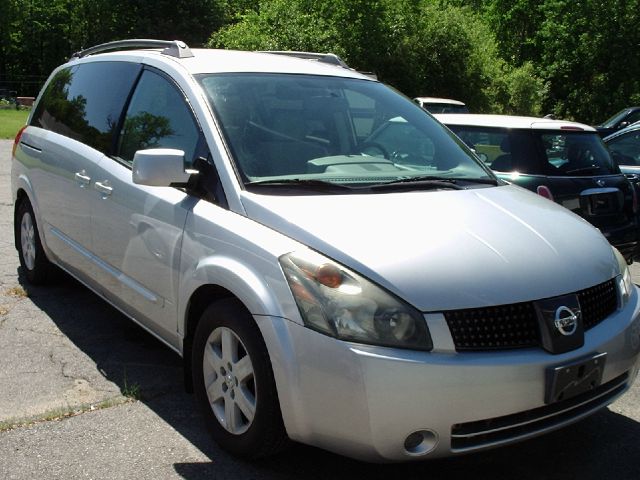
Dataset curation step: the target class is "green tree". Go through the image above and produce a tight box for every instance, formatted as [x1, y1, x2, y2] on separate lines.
[211, 0, 544, 115]
[537, 0, 640, 123]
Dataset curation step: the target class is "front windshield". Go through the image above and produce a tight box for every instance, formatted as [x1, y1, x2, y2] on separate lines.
[600, 108, 628, 128]
[197, 73, 494, 187]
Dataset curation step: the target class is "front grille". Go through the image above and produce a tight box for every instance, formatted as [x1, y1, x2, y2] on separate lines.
[450, 372, 628, 452]
[579, 279, 618, 330]
[444, 279, 618, 351]
[444, 302, 539, 350]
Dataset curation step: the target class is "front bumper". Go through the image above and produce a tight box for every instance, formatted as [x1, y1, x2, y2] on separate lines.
[257, 288, 640, 462]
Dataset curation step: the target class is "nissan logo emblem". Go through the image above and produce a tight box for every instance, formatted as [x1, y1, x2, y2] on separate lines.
[554, 306, 578, 336]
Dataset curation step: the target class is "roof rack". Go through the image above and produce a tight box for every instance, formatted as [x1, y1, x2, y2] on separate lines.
[259, 51, 378, 79]
[71, 39, 194, 59]
[260, 51, 350, 68]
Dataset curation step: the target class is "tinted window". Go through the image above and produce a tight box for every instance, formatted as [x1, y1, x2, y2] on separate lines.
[449, 126, 617, 176]
[423, 103, 469, 114]
[31, 62, 140, 153]
[625, 111, 640, 126]
[118, 70, 200, 165]
[540, 132, 617, 176]
[448, 127, 540, 173]
[608, 131, 640, 166]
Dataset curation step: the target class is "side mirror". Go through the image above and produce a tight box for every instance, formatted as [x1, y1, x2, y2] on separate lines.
[132, 148, 197, 186]
[619, 121, 630, 129]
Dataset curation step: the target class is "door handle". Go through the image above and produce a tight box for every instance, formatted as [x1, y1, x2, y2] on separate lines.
[74, 170, 91, 185]
[94, 180, 113, 196]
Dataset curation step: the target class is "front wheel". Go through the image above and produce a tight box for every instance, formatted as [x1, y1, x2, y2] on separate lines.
[15, 198, 52, 284]
[192, 298, 288, 458]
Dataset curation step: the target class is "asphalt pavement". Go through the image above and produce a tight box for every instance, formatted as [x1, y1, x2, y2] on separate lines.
[1, 139, 639, 479]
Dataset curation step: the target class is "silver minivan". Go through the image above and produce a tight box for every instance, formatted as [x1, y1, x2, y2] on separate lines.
[11, 40, 640, 462]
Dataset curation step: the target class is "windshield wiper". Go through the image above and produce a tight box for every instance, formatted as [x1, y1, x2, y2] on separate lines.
[563, 166, 606, 175]
[371, 175, 498, 190]
[245, 178, 356, 191]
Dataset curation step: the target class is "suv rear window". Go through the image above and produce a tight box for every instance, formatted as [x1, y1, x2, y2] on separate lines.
[31, 62, 141, 154]
[449, 126, 619, 176]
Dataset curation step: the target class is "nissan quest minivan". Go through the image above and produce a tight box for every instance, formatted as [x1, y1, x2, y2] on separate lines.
[11, 40, 640, 462]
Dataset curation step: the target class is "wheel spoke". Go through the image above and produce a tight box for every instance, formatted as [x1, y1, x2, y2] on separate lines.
[221, 328, 237, 363]
[204, 342, 223, 373]
[224, 397, 241, 433]
[234, 355, 253, 384]
[235, 387, 256, 422]
[206, 375, 225, 402]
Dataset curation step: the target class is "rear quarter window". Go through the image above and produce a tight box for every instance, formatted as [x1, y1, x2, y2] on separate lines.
[31, 62, 141, 154]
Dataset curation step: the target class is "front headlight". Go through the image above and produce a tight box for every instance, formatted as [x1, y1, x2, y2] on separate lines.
[279, 250, 432, 350]
[614, 248, 633, 308]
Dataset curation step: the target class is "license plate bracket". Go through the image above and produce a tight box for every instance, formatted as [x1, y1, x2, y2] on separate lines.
[545, 352, 606, 404]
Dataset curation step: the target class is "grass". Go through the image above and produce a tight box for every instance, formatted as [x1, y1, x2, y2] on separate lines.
[0, 109, 29, 139]
[121, 369, 142, 400]
[0, 396, 134, 433]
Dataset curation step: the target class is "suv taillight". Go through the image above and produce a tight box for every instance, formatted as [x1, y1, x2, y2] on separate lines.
[12, 125, 27, 157]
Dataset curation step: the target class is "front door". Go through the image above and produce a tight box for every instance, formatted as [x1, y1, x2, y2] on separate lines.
[89, 68, 202, 344]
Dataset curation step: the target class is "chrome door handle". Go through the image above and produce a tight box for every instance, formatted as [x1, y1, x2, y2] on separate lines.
[94, 181, 113, 196]
[74, 170, 91, 185]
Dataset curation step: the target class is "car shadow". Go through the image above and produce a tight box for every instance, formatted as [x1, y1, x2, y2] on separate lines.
[18, 268, 640, 480]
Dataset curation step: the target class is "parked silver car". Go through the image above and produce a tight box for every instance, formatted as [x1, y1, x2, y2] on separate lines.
[11, 40, 640, 462]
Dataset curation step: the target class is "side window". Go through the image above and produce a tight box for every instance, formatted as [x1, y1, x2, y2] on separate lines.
[608, 133, 640, 166]
[31, 62, 140, 153]
[624, 111, 640, 126]
[118, 70, 200, 165]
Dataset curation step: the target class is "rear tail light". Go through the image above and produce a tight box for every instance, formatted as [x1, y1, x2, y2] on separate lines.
[536, 185, 554, 201]
[12, 125, 27, 157]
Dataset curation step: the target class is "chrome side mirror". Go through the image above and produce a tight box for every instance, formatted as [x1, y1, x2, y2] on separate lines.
[132, 148, 196, 186]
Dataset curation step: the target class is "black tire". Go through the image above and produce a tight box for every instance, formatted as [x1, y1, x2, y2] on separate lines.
[15, 198, 52, 285]
[192, 298, 288, 459]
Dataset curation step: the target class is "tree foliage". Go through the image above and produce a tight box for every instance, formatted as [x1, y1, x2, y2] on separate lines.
[0, 0, 638, 123]
[482, 0, 640, 122]
[210, 0, 544, 115]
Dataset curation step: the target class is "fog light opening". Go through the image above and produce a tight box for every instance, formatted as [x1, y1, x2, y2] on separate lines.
[403, 430, 438, 456]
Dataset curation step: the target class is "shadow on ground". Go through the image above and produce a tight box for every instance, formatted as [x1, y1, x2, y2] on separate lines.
[19, 267, 640, 480]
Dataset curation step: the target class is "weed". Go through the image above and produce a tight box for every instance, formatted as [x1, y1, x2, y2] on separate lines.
[121, 369, 142, 400]
[5, 286, 28, 298]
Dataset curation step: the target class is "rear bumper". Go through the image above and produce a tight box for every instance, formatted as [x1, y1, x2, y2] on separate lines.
[258, 289, 640, 462]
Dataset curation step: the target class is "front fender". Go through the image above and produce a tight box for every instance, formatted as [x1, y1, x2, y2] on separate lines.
[177, 253, 302, 337]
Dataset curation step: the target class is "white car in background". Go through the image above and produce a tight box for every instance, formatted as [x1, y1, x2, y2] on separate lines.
[414, 96, 468, 113]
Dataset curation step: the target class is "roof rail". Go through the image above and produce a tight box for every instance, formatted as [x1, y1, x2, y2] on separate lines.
[71, 39, 194, 59]
[259, 51, 377, 79]
[260, 51, 350, 68]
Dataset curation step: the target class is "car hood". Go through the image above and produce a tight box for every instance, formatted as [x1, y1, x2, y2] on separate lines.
[240, 185, 619, 311]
